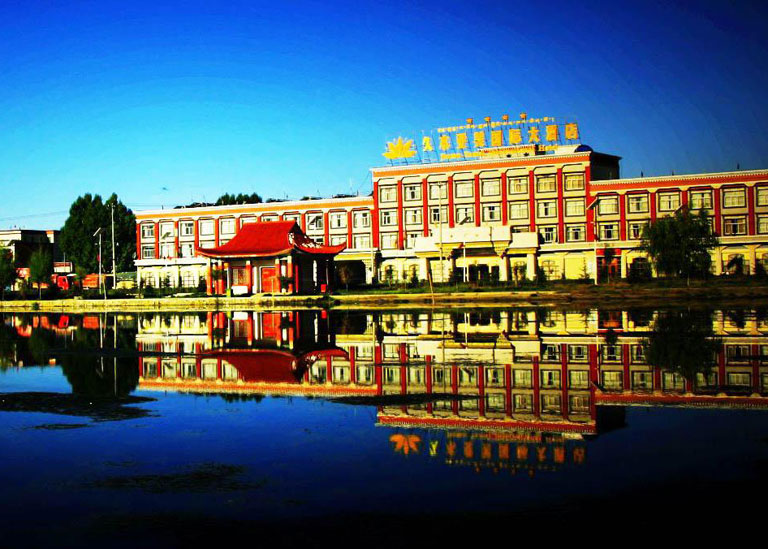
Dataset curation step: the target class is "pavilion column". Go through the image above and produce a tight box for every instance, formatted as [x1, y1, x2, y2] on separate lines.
[206, 261, 213, 295]
[286, 255, 294, 293]
[246, 261, 253, 294]
[275, 257, 283, 293]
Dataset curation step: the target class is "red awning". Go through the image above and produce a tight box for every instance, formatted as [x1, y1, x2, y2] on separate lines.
[196, 221, 346, 258]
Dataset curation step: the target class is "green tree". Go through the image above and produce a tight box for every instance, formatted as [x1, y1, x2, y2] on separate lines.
[641, 207, 718, 284]
[28, 248, 53, 299]
[60, 193, 136, 274]
[215, 192, 262, 206]
[0, 247, 17, 300]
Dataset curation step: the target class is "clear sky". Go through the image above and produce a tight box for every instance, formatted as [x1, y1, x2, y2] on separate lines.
[1, 0, 766, 229]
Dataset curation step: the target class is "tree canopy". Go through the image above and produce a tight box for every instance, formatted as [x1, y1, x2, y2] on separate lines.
[0, 247, 17, 300]
[641, 207, 718, 281]
[28, 248, 52, 298]
[59, 194, 136, 274]
[215, 192, 262, 206]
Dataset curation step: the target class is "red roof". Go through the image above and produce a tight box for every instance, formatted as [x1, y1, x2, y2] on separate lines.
[202, 348, 349, 384]
[196, 221, 346, 258]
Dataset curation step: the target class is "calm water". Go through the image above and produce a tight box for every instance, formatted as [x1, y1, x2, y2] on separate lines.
[1, 306, 767, 546]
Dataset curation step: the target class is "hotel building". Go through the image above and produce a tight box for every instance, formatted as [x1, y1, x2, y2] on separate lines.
[134, 114, 768, 288]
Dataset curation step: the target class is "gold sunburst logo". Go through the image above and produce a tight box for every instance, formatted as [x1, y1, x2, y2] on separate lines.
[382, 136, 416, 160]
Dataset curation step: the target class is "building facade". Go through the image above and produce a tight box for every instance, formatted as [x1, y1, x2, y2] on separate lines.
[134, 115, 768, 287]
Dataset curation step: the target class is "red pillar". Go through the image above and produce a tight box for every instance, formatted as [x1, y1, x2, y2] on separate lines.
[556, 168, 564, 243]
[478, 365, 485, 417]
[748, 185, 756, 235]
[451, 364, 459, 415]
[173, 220, 179, 258]
[154, 222, 159, 259]
[396, 179, 404, 250]
[528, 170, 536, 232]
[504, 363, 513, 417]
[717, 347, 726, 388]
[425, 355, 433, 415]
[561, 343, 569, 419]
[347, 210, 353, 247]
[447, 176, 455, 228]
[681, 188, 689, 209]
[206, 263, 213, 295]
[619, 193, 627, 241]
[473, 173, 481, 227]
[622, 344, 631, 391]
[372, 180, 380, 249]
[323, 211, 330, 246]
[214, 218, 220, 246]
[532, 356, 540, 417]
[649, 190, 657, 223]
[585, 165, 594, 241]
[713, 187, 721, 235]
[422, 178, 429, 236]
[135, 225, 141, 262]
[194, 219, 199, 253]
[349, 347, 357, 384]
[501, 173, 509, 226]
[751, 344, 760, 393]
[246, 262, 253, 292]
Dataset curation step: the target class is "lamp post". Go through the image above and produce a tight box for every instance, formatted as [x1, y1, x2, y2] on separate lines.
[93, 228, 106, 299]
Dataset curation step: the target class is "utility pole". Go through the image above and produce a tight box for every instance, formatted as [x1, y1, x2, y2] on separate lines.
[111, 204, 117, 289]
[94, 228, 106, 300]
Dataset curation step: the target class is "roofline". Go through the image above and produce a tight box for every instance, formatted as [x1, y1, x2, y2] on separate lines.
[135, 195, 374, 220]
[590, 168, 768, 192]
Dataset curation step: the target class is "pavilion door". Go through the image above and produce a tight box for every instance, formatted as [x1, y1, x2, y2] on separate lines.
[261, 267, 279, 293]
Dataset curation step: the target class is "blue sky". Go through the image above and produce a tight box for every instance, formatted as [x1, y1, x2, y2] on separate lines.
[1, 0, 766, 229]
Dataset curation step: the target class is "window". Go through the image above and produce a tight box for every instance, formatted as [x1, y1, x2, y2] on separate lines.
[541, 370, 561, 388]
[180, 221, 194, 237]
[598, 196, 618, 215]
[353, 234, 371, 249]
[757, 186, 768, 206]
[569, 370, 589, 388]
[181, 271, 197, 288]
[540, 258, 559, 277]
[483, 205, 501, 222]
[141, 245, 155, 259]
[565, 199, 584, 217]
[599, 223, 618, 240]
[159, 243, 174, 258]
[628, 222, 645, 239]
[514, 394, 533, 412]
[330, 235, 346, 246]
[627, 194, 649, 213]
[330, 212, 346, 229]
[404, 185, 421, 201]
[353, 211, 370, 228]
[306, 213, 324, 231]
[429, 183, 447, 200]
[537, 200, 556, 218]
[509, 201, 528, 219]
[723, 188, 746, 208]
[758, 216, 768, 234]
[261, 215, 278, 223]
[602, 345, 621, 362]
[455, 206, 474, 224]
[455, 181, 473, 198]
[569, 395, 590, 414]
[658, 192, 680, 212]
[536, 175, 556, 193]
[380, 210, 396, 226]
[241, 216, 258, 225]
[633, 372, 653, 390]
[542, 394, 562, 414]
[727, 373, 751, 387]
[179, 243, 194, 258]
[481, 178, 500, 196]
[690, 190, 712, 210]
[539, 226, 557, 243]
[159, 222, 174, 239]
[631, 345, 646, 363]
[219, 218, 235, 235]
[141, 224, 155, 239]
[566, 224, 585, 242]
[723, 216, 747, 236]
[602, 371, 623, 390]
[405, 232, 420, 249]
[380, 233, 398, 249]
[405, 208, 422, 225]
[513, 369, 532, 388]
[564, 173, 585, 191]
[379, 186, 396, 203]
[430, 206, 447, 223]
[508, 176, 528, 194]
[568, 345, 588, 362]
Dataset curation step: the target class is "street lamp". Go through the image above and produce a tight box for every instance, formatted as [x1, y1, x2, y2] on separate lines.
[93, 227, 106, 300]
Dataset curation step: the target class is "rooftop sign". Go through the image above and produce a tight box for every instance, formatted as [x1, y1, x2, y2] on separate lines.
[382, 113, 581, 164]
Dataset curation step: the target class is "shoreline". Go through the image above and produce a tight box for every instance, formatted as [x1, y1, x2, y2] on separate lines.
[1, 284, 767, 312]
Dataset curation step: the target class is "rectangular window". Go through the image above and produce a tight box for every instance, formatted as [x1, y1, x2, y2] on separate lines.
[141, 224, 155, 239]
[542, 344, 560, 361]
[159, 222, 174, 239]
[455, 206, 474, 224]
[514, 393, 533, 412]
[508, 201, 529, 219]
[219, 219, 235, 235]
[723, 188, 746, 208]
[379, 186, 396, 203]
[566, 224, 585, 242]
[513, 369, 532, 388]
[537, 200, 556, 218]
[568, 345, 588, 362]
[758, 216, 768, 234]
[569, 370, 589, 388]
[159, 243, 174, 258]
[658, 192, 680, 212]
[727, 372, 751, 387]
[598, 196, 618, 215]
[627, 194, 649, 213]
[633, 372, 653, 390]
[380, 233, 398, 249]
[599, 223, 618, 240]
[628, 222, 646, 239]
[179, 221, 194, 237]
[261, 215, 278, 223]
[281, 214, 299, 225]
[757, 186, 768, 206]
[539, 226, 557, 243]
[481, 178, 500, 197]
[141, 245, 154, 259]
[508, 176, 528, 194]
[353, 211, 370, 228]
[199, 219, 214, 236]
[404, 185, 421, 201]
[429, 183, 447, 200]
[536, 175, 556, 193]
[405, 208, 422, 225]
[690, 190, 712, 210]
[306, 213, 324, 231]
[329, 212, 346, 229]
[455, 181, 473, 198]
[602, 371, 623, 390]
[353, 234, 371, 249]
[565, 198, 584, 217]
[329, 235, 345, 246]
[483, 205, 501, 222]
[405, 232, 420, 249]
[564, 173, 585, 191]
[179, 243, 194, 258]
[430, 206, 447, 223]
[723, 216, 747, 236]
[380, 210, 396, 226]
[541, 370, 561, 388]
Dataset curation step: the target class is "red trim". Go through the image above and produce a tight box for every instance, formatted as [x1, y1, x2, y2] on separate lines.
[346, 210, 353, 247]
[323, 211, 330, 246]
[448, 176, 455, 228]
[556, 168, 564, 243]
[135, 225, 141, 262]
[154, 222, 159, 259]
[532, 356, 540, 417]
[595, 393, 768, 408]
[377, 414, 597, 435]
[589, 171, 768, 192]
[649, 191, 657, 223]
[501, 173, 508, 226]
[173, 220, 179, 258]
[713, 189, 722, 234]
[560, 344, 568, 420]
[372, 180, 380, 248]
[585, 166, 594, 241]
[528, 170, 536, 232]
[474, 174, 481, 227]
[622, 344, 631, 391]
[681, 188, 689, 209]
[396, 179, 404, 249]
[619, 193, 627, 241]
[422, 178, 429, 236]
[214, 218, 220, 247]
[748, 185, 756, 235]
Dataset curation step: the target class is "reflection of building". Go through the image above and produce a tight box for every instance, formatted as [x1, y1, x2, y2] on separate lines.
[0, 228, 71, 289]
[133, 114, 768, 287]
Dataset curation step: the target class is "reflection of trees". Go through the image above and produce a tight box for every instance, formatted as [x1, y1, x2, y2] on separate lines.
[0, 323, 16, 369]
[644, 309, 720, 382]
[28, 327, 56, 365]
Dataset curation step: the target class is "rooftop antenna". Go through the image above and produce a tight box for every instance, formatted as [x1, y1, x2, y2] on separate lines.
[737, 162, 740, 171]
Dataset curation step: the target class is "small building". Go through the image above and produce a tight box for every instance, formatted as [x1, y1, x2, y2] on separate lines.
[196, 220, 345, 295]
